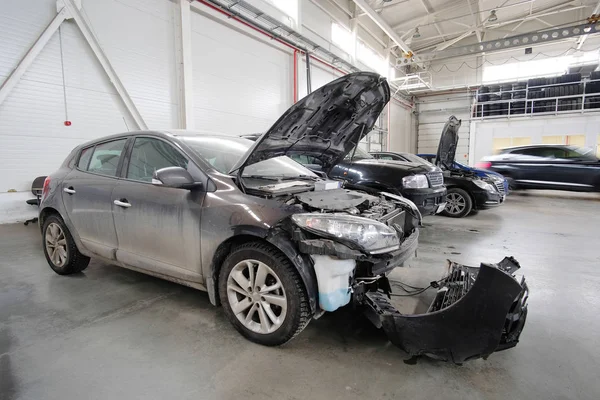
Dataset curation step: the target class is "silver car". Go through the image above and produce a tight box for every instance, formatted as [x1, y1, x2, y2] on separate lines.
[39, 72, 528, 363]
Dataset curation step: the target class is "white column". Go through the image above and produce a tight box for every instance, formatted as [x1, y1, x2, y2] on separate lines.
[179, 0, 194, 129]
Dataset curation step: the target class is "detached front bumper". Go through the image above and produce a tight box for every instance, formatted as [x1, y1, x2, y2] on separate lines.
[363, 257, 528, 364]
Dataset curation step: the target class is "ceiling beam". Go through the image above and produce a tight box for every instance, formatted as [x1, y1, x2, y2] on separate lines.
[577, 0, 600, 49]
[351, 0, 414, 54]
[358, 0, 410, 16]
[391, 0, 466, 30]
[406, 21, 600, 65]
[417, 2, 584, 51]
[311, 0, 387, 48]
[436, 29, 475, 50]
[467, 0, 483, 42]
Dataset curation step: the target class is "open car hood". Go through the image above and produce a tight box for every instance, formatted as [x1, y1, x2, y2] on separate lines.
[435, 116, 461, 169]
[230, 72, 390, 174]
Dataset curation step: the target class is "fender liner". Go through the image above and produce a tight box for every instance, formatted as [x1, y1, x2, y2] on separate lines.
[207, 226, 318, 314]
[267, 232, 319, 314]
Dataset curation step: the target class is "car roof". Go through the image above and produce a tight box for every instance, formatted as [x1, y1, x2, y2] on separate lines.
[503, 144, 575, 151]
[78, 130, 238, 148]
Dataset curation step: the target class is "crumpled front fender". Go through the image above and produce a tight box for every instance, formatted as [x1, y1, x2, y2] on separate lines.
[364, 257, 528, 364]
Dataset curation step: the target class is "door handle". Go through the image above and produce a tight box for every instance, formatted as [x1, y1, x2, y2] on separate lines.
[113, 199, 131, 208]
[63, 187, 76, 194]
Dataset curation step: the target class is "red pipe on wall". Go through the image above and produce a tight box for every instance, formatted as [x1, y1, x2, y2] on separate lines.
[293, 49, 298, 103]
[195, 0, 411, 108]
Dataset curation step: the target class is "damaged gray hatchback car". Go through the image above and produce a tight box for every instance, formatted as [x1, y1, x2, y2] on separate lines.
[39, 72, 528, 363]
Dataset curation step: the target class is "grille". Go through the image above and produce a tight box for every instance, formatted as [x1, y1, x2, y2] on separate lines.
[427, 172, 444, 187]
[493, 181, 505, 194]
[428, 265, 478, 312]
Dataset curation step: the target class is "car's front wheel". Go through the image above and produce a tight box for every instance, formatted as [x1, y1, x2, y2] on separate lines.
[42, 214, 90, 275]
[441, 188, 473, 218]
[218, 241, 312, 346]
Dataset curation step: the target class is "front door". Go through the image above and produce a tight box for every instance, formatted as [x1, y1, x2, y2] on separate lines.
[111, 137, 205, 283]
[62, 138, 129, 260]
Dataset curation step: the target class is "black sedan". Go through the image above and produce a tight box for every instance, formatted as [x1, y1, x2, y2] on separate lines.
[479, 145, 600, 192]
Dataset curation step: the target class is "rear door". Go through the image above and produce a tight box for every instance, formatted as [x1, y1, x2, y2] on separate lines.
[111, 136, 205, 283]
[547, 147, 599, 189]
[62, 137, 129, 260]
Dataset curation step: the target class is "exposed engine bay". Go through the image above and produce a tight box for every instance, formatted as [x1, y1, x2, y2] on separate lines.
[242, 178, 527, 364]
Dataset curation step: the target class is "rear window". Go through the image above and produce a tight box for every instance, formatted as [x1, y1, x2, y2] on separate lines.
[77, 147, 93, 170]
[79, 139, 128, 177]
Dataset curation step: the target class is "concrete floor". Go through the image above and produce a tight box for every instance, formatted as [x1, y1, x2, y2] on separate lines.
[1, 191, 600, 400]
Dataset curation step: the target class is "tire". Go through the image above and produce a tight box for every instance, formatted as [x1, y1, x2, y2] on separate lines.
[218, 241, 312, 346]
[42, 214, 90, 275]
[441, 188, 473, 218]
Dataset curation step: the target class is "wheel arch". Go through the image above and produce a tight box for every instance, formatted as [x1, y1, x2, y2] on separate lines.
[39, 207, 61, 233]
[207, 232, 318, 314]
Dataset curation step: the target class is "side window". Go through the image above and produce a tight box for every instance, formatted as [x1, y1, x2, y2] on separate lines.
[533, 147, 565, 158]
[77, 146, 93, 170]
[549, 148, 568, 158]
[378, 155, 394, 160]
[127, 137, 188, 182]
[86, 139, 128, 177]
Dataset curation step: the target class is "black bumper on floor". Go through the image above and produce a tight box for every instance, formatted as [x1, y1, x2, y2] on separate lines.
[363, 257, 528, 364]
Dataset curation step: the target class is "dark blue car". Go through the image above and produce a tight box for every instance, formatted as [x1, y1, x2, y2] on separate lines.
[417, 154, 509, 194]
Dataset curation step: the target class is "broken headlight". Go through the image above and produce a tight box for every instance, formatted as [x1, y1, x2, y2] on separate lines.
[402, 174, 428, 189]
[291, 214, 400, 254]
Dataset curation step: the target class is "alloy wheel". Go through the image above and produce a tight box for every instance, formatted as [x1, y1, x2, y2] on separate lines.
[446, 192, 466, 215]
[226, 259, 287, 334]
[45, 222, 67, 267]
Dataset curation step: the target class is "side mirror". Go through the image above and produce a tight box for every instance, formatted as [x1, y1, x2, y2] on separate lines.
[152, 167, 202, 190]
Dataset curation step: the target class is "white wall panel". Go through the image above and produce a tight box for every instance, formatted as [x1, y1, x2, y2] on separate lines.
[190, 9, 292, 135]
[389, 101, 414, 153]
[296, 62, 343, 100]
[0, 0, 177, 222]
[82, 0, 179, 129]
[417, 93, 473, 164]
[470, 114, 600, 163]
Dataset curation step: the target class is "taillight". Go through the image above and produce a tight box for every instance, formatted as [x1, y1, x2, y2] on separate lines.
[42, 176, 51, 200]
[476, 161, 492, 169]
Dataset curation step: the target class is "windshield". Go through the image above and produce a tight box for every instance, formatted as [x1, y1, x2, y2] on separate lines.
[180, 136, 317, 178]
[344, 146, 373, 161]
[401, 153, 434, 166]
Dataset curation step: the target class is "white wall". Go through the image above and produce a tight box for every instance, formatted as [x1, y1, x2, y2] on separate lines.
[0, 0, 382, 223]
[388, 101, 415, 153]
[470, 113, 600, 163]
[416, 92, 473, 164]
[190, 7, 292, 136]
[0, 0, 178, 223]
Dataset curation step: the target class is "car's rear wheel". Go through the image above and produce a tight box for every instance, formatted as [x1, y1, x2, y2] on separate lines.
[441, 188, 473, 218]
[218, 241, 311, 346]
[42, 215, 90, 275]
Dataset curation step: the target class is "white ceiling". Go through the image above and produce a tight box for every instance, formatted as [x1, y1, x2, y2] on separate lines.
[336, 0, 600, 56]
